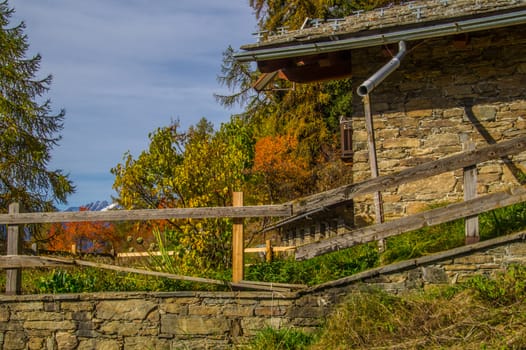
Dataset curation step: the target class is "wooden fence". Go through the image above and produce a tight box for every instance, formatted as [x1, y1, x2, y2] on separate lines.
[2, 135, 526, 294]
[0, 197, 292, 294]
[291, 135, 526, 260]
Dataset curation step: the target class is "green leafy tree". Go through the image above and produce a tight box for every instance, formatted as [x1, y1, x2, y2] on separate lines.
[214, 0, 375, 200]
[111, 118, 254, 274]
[0, 2, 74, 212]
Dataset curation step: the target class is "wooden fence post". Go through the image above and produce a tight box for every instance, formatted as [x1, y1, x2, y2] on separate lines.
[463, 141, 479, 244]
[6, 202, 22, 295]
[265, 239, 273, 263]
[232, 192, 244, 283]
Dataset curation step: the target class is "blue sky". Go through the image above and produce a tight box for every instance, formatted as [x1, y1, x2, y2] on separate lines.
[9, 0, 257, 209]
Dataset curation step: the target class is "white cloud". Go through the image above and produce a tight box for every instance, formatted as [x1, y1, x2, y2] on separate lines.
[8, 0, 257, 208]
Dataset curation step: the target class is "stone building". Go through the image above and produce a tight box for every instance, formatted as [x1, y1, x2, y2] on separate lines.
[236, 0, 526, 244]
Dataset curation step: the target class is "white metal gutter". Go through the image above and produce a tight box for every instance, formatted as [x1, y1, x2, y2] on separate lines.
[235, 9, 526, 62]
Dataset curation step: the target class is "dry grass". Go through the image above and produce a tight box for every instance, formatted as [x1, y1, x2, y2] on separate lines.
[311, 285, 526, 350]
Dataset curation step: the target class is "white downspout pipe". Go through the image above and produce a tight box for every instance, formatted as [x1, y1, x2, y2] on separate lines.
[357, 41, 407, 96]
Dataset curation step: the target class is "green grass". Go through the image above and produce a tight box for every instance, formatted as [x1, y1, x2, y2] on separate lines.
[241, 327, 316, 350]
[0, 265, 230, 294]
[246, 202, 526, 286]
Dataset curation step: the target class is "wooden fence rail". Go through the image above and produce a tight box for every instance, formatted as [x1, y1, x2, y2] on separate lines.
[1, 196, 293, 294]
[0, 204, 292, 225]
[273, 135, 526, 229]
[266, 135, 526, 261]
[295, 186, 526, 260]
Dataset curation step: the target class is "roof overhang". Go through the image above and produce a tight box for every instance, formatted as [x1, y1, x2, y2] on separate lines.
[256, 50, 352, 84]
[235, 9, 526, 64]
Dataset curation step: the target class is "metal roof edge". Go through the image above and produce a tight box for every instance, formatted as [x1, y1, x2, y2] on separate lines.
[235, 9, 526, 62]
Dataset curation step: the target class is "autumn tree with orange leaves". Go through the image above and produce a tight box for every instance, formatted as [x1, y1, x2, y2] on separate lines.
[47, 207, 117, 254]
[253, 134, 312, 203]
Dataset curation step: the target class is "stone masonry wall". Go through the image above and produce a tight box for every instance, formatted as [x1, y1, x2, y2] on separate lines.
[0, 290, 302, 350]
[351, 24, 526, 223]
[1, 234, 526, 349]
[304, 233, 526, 308]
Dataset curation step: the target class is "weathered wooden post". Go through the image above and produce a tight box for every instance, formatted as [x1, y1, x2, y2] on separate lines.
[463, 140, 479, 244]
[232, 192, 244, 283]
[265, 239, 273, 263]
[6, 202, 22, 295]
[363, 94, 386, 251]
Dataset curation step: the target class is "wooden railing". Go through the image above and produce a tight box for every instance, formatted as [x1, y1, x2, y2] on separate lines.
[0, 197, 292, 294]
[292, 135, 526, 260]
[280, 135, 526, 224]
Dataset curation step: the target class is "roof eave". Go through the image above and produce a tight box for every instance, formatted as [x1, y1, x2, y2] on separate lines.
[235, 9, 526, 63]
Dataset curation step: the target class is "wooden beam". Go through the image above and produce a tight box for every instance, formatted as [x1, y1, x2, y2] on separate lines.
[463, 140, 480, 244]
[307, 230, 526, 293]
[232, 192, 244, 283]
[70, 258, 228, 286]
[6, 203, 22, 295]
[295, 187, 526, 261]
[0, 255, 296, 292]
[244, 246, 296, 253]
[0, 255, 71, 269]
[265, 239, 273, 263]
[275, 135, 526, 227]
[117, 251, 176, 258]
[0, 204, 292, 225]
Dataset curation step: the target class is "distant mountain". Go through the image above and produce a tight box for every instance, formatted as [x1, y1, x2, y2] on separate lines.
[64, 200, 116, 212]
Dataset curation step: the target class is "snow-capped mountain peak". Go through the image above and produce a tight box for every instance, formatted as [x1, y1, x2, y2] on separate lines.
[64, 200, 117, 212]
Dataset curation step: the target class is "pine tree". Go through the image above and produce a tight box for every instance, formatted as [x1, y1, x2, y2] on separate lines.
[0, 1, 74, 212]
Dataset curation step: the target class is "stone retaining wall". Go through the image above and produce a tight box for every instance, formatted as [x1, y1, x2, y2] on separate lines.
[1, 233, 525, 349]
[0, 290, 301, 350]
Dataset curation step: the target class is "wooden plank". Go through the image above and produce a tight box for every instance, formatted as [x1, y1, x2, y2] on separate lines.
[232, 192, 244, 283]
[0, 255, 71, 269]
[244, 246, 296, 253]
[6, 203, 22, 295]
[463, 141, 479, 244]
[239, 280, 307, 290]
[270, 135, 526, 229]
[231, 282, 292, 293]
[40, 257, 288, 292]
[0, 204, 292, 225]
[295, 186, 526, 261]
[60, 258, 229, 286]
[117, 251, 176, 258]
[307, 230, 526, 293]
